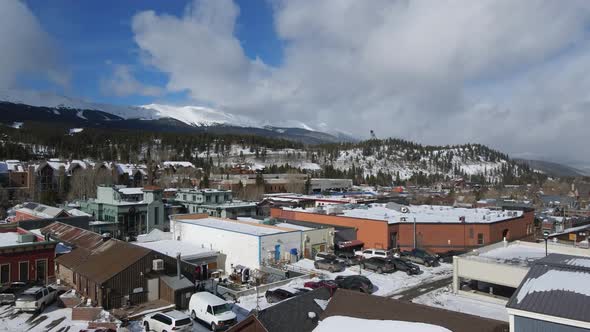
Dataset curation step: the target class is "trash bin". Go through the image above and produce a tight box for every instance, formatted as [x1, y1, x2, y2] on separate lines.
[290, 248, 298, 263]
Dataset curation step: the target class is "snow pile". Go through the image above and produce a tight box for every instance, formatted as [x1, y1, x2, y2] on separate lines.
[565, 258, 590, 268]
[313, 316, 451, 332]
[69, 128, 84, 134]
[516, 269, 590, 303]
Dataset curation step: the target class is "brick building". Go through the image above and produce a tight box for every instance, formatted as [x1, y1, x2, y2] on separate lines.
[11, 202, 70, 222]
[0, 224, 57, 285]
[271, 204, 535, 253]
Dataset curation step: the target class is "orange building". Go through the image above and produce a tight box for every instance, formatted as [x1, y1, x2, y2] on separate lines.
[271, 205, 535, 253]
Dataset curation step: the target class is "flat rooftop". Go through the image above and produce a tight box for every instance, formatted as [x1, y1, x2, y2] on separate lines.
[175, 217, 295, 236]
[286, 204, 524, 224]
[135, 239, 217, 260]
[0, 232, 21, 247]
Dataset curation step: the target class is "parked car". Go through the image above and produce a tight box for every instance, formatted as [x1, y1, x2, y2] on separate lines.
[335, 275, 374, 294]
[401, 248, 439, 267]
[265, 288, 309, 304]
[360, 257, 396, 274]
[314, 259, 346, 273]
[0, 282, 27, 305]
[335, 252, 362, 266]
[15, 286, 58, 312]
[314, 251, 337, 261]
[143, 310, 192, 332]
[189, 292, 237, 331]
[437, 250, 467, 263]
[354, 248, 390, 259]
[389, 258, 421, 275]
[304, 280, 339, 295]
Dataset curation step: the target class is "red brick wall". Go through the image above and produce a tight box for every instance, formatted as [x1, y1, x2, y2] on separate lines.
[0, 247, 55, 283]
[272, 208, 535, 253]
[13, 211, 41, 222]
[271, 208, 390, 249]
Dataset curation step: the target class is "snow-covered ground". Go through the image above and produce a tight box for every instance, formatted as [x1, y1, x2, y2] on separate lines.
[412, 286, 509, 322]
[289, 259, 453, 297]
[313, 316, 451, 332]
[0, 304, 95, 332]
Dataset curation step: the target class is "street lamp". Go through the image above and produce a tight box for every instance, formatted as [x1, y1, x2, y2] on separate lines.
[543, 231, 550, 257]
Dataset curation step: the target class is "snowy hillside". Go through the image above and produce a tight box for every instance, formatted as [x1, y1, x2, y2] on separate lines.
[140, 103, 261, 127]
[198, 139, 538, 185]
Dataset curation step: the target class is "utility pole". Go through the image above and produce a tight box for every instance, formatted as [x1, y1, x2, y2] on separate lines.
[543, 231, 549, 257]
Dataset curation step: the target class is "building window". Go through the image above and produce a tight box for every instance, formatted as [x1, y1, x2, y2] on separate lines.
[183, 194, 187, 201]
[0, 264, 9, 284]
[192, 195, 196, 201]
[154, 207, 159, 225]
[477, 233, 484, 245]
[19, 261, 29, 282]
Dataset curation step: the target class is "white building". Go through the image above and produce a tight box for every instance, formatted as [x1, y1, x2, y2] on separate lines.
[452, 240, 590, 303]
[170, 215, 303, 272]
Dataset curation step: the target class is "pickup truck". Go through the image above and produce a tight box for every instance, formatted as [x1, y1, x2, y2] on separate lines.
[0, 282, 27, 305]
[15, 286, 58, 312]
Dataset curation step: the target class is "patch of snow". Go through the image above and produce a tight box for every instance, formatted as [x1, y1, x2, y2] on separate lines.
[313, 316, 451, 332]
[565, 258, 590, 268]
[516, 269, 590, 303]
[68, 128, 84, 134]
[413, 286, 509, 322]
[75, 110, 86, 120]
[314, 299, 330, 311]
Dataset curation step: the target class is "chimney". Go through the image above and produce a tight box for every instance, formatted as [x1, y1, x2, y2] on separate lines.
[176, 252, 182, 280]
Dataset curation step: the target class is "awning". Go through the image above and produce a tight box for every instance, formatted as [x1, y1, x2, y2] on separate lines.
[337, 240, 364, 249]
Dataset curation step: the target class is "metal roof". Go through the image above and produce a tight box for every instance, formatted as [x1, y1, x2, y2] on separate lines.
[507, 253, 590, 323]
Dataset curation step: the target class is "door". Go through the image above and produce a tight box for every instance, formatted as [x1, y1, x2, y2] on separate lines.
[274, 244, 281, 261]
[201, 264, 208, 279]
[0, 264, 9, 284]
[147, 278, 159, 302]
[19, 262, 29, 282]
[390, 232, 397, 248]
[36, 260, 47, 284]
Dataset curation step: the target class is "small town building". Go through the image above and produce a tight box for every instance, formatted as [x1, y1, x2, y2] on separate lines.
[0, 224, 57, 285]
[271, 203, 535, 253]
[170, 214, 303, 272]
[79, 185, 165, 239]
[507, 253, 590, 331]
[452, 240, 590, 303]
[320, 289, 508, 332]
[309, 178, 353, 193]
[175, 188, 256, 218]
[11, 202, 70, 222]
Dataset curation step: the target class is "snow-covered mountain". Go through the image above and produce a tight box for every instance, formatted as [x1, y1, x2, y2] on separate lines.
[0, 89, 350, 138]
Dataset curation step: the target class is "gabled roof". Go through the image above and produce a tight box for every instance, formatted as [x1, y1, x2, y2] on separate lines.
[227, 315, 268, 332]
[56, 238, 152, 284]
[321, 289, 508, 332]
[45, 222, 153, 284]
[17, 202, 69, 219]
[41, 222, 104, 251]
[257, 287, 331, 332]
[507, 253, 590, 323]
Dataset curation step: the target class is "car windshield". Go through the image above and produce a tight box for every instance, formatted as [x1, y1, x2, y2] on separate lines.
[175, 318, 192, 326]
[213, 304, 232, 315]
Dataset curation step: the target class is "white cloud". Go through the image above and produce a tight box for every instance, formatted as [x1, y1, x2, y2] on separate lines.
[100, 65, 163, 97]
[0, 0, 66, 88]
[131, 0, 590, 162]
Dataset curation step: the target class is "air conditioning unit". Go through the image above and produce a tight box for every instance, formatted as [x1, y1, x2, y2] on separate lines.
[152, 259, 164, 271]
[400, 217, 407, 222]
[400, 206, 410, 213]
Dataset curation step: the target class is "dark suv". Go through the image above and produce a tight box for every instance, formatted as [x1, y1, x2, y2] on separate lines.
[400, 248, 439, 267]
[360, 257, 396, 274]
[335, 275, 374, 293]
[335, 252, 362, 266]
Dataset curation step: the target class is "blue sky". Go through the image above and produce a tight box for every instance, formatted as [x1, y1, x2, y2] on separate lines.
[24, 0, 281, 105]
[3, 1, 590, 163]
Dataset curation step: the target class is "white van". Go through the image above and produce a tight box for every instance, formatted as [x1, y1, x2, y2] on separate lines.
[188, 292, 237, 331]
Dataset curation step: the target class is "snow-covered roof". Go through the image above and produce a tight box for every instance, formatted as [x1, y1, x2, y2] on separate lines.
[117, 187, 144, 196]
[274, 222, 314, 231]
[163, 161, 195, 168]
[286, 203, 523, 224]
[135, 239, 217, 260]
[313, 316, 451, 332]
[0, 232, 21, 247]
[175, 217, 296, 236]
[66, 208, 92, 217]
[508, 254, 590, 323]
[136, 229, 172, 243]
[16, 202, 68, 219]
